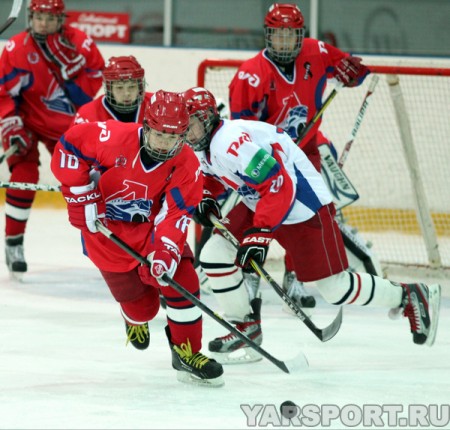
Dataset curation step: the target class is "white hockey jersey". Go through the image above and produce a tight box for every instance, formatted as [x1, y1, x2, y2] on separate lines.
[198, 119, 332, 230]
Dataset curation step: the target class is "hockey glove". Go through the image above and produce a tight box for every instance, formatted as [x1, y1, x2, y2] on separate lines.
[0, 116, 32, 156]
[193, 191, 222, 227]
[45, 33, 86, 81]
[138, 250, 179, 287]
[235, 227, 272, 273]
[335, 56, 369, 87]
[61, 181, 104, 233]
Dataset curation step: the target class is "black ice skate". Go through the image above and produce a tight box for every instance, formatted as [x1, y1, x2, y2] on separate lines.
[125, 321, 150, 350]
[282, 271, 316, 315]
[165, 326, 224, 387]
[398, 283, 441, 346]
[208, 297, 263, 364]
[5, 235, 27, 280]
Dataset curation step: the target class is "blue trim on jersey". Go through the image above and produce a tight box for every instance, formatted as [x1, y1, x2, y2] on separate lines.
[64, 80, 93, 106]
[315, 72, 329, 111]
[294, 164, 323, 213]
[169, 187, 196, 215]
[235, 163, 281, 186]
[59, 135, 106, 172]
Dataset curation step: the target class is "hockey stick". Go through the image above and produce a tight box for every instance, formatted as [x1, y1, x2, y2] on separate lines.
[338, 74, 380, 168]
[297, 82, 344, 144]
[0, 181, 61, 192]
[209, 214, 343, 342]
[0, 0, 24, 35]
[0, 144, 19, 165]
[94, 220, 307, 374]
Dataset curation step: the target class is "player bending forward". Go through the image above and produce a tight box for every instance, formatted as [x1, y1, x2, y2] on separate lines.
[51, 91, 224, 386]
[184, 87, 441, 363]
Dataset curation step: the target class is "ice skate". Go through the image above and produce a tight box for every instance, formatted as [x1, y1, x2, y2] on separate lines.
[125, 321, 150, 350]
[5, 235, 27, 280]
[166, 326, 224, 387]
[394, 283, 441, 346]
[243, 272, 261, 301]
[208, 297, 263, 364]
[282, 271, 315, 316]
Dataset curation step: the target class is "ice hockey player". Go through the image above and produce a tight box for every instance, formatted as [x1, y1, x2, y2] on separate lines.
[228, 3, 370, 308]
[50, 90, 224, 387]
[0, 0, 104, 278]
[73, 55, 152, 125]
[184, 86, 441, 363]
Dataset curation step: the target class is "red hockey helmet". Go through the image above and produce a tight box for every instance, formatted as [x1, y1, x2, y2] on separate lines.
[184, 87, 219, 151]
[29, 0, 65, 15]
[142, 90, 189, 161]
[103, 56, 146, 114]
[29, 0, 65, 40]
[264, 3, 305, 64]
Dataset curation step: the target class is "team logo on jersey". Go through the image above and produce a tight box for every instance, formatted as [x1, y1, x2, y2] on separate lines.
[28, 53, 39, 64]
[115, 155, 127, 168]
[106, 198, 152, 223]
[285, 105, 308, 140]
[303, 62, 313, 80]
[41, 78, 76, 116]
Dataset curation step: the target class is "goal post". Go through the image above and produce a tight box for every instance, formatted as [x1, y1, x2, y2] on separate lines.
[196, 58, 450, 275]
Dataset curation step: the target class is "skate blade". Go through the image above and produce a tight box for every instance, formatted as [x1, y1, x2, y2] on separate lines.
[176, 371, 224, 387]
[210, 347, 263, 365]
[426, 284, 441, 347]
[9, 271, 25, 282]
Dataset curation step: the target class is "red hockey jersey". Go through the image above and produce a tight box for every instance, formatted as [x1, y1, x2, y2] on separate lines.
[51, 120, 203, 272]
[229, 39, 348, 152]
[72, 92, 154, 126]
[0, 26, 104, 141]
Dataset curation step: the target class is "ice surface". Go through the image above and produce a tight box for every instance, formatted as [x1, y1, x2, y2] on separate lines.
[0, 209, 449, 429]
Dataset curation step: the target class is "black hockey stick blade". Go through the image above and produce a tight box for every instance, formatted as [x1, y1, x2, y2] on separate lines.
[209, 214, 343, 342]
[94, 220, 305, 374]
[0, 0, 24, 35]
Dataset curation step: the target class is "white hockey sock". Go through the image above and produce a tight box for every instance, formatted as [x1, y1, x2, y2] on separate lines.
[316, 271, 403, 308]
[199, 233, 251, 321]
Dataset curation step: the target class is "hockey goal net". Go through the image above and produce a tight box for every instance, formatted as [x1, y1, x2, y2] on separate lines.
[197, 57, 450, 276]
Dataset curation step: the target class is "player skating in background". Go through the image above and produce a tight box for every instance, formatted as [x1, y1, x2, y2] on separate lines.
[51, 90, 224, 387]
[227, 3, 370, 308]
[0, 0, 104, 278]
[184, 87, 440, 363]
[73, 55, 152, 126]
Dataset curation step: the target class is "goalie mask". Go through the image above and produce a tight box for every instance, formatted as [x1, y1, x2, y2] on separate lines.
[142, 90, 189, 162]
[103, 56, 146, 114]
[184, 87, 219, 152]
[264, 3, 305, 64]
[29, 0, 66, 41]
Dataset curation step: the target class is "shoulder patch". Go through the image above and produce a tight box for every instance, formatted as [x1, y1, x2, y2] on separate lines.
[244, 149, 277, 183]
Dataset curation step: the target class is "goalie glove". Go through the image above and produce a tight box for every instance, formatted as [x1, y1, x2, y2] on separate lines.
[45, 33, 86, 81]
[193, 190, 222, 227]
[61, 181, 104, 233]
[335, 56, 369, 87]
[235, 227, 272, 273]
[0, 116, 33, 156]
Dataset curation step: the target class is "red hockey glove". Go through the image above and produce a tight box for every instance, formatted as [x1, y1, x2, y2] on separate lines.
[61, 182, 104, 233]
[45, 33, 86, 81]
[193, 190, 222, 227]
[335, 56, 369, 87]
[235, 227, 272, 273]
[0, 116, 32, 156]
[139, 250, 179, 287]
